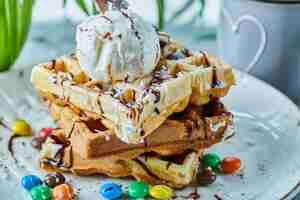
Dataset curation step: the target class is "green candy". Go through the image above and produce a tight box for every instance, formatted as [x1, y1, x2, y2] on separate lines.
[128, 181, 149, 198]
[30, 186, 51, 200]
[202, 153, 221, 170]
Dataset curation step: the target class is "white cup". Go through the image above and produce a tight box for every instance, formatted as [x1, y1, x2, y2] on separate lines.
[218, 0, 300, 103]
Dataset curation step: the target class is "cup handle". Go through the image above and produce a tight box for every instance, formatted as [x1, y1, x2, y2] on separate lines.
[222, 8, 267, 73]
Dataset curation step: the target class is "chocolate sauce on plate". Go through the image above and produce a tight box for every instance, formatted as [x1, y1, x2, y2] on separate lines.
[101, 15, 113, 24]
[214, 194, 223, 200]
[8, 135, 20, 161]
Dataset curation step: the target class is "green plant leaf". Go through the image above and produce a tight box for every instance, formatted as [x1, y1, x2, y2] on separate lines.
[156, 0, 165, 30]
[76, 0, 90, 15]
[92, 1, 99, 15]
[4, 0, 15, 64]
[0, 0, 9, 69]
[10, 0, 19, 62]
[197, 0, 205, 17]
[19, 0, 33, 57]
[0, 0, 33, 71]
[63, 0, 68, 7]
[169, 0, 194, 23]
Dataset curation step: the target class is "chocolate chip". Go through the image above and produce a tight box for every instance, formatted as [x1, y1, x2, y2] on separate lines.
[44, 172, 66, 188]
[197, 168, 217, 186]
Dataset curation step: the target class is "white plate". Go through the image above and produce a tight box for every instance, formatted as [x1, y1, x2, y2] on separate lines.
[0, 68, 299, 200]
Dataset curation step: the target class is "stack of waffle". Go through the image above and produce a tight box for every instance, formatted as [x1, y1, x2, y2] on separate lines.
[31, 36, 235, 188]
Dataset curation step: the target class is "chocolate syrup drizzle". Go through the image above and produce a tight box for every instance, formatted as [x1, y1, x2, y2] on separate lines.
[166, 161, 172, 170]
[67, 121, 76, 138]
[211, 66, 220, 89]
[199, 50, 210, 67]
[214, 194, 223, 200]
[150, 89, 161, 104]
[101, 15, 113, 24]
[211, 66, 222, 88]
[52, 59, 56, 68]
[154, 107, 160, 114]
[184, 120, 195, 140]
[158, 32, 170, 49]
[43, 135, 72, 169]
[119, 8, 146, 69]
[120, 10, 141, 40]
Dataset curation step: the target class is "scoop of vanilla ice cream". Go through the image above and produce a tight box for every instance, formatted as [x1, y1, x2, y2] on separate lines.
[76, 9, 161, 83]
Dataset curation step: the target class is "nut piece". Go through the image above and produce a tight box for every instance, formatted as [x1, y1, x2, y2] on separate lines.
[120, 89, 136, 103]
[73, 72, 88, 84]
[44, 59, 66, 72]
[54, 59, 66, 72]
[163, 43, 179, 58]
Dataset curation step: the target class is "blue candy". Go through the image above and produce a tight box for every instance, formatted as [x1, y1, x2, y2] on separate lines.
[21, 175, 43, 191]
[99, 182, 123, 200]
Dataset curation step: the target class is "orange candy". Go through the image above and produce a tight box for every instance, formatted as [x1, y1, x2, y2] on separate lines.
[53, 184, 74, 200]
[221, 157, 241, 174]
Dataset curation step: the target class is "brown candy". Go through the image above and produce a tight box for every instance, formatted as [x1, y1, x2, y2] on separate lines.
[197, 168, 217, 186]
[44, 172, 66, 188]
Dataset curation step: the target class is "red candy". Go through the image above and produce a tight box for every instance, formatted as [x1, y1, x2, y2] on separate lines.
[38, 128, 53, 139]
[221, 157, 241, 174]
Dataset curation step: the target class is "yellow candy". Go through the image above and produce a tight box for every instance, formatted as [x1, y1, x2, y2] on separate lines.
[12, 119, 32, 136]
[150, 185, 173, 200]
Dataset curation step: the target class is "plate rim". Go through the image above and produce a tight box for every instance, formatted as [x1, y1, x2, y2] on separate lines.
[1, 68, 300, 199]
[236, 69, 300, 200]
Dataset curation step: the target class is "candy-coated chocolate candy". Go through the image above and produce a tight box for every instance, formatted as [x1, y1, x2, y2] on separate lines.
[30, 186, 51, 200]
[99, 182, 123, 200]
[197, 168, 217, 186]
[53, 184, 74, 200]
[221, 157, 241, 174]
[44, 172, 66, 188]
[12, 119, 32, 136]
[21, 175, 42, 191]
[128, 181, 149, 198]
[149, 185, 173, 200]
[202, 153, 221, 170]
[38, 128, 53, 140]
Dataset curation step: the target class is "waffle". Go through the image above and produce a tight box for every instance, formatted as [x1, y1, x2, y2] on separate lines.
[40, 92, 234, 159]
[40, 129, 202, 188]
[31, 52, 235, 144]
